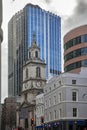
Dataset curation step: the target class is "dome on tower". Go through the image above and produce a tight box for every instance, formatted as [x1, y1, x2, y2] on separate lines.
[28, 33, 40, 59]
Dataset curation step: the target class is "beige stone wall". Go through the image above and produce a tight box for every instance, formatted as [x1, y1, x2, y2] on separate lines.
[64, 25, 87, 72]
[23, 64, 46, 81]
[64, 25, 87, 43]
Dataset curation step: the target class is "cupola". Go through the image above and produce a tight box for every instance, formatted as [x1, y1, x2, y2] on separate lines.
[28, 33, 40, 59]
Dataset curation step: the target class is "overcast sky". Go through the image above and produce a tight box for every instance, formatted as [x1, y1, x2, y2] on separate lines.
[1, 0, 87, 102]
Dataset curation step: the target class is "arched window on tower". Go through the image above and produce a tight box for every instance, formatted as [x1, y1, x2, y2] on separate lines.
[36, 67, 41, 77]
[35, 51, 38, 58]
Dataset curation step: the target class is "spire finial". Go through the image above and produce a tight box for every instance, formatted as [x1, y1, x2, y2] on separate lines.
[32, 31, 36, 43]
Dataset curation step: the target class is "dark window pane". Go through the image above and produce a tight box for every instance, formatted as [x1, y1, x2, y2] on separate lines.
[35, 51, 38, 58]
[73, 108, 77, 117]
[64, 34, 87, 51]
[72, 92, 77, 101]
[36, 67, 40, 77]
[25, 118, 28, 128]
[72, 80, 76, 84]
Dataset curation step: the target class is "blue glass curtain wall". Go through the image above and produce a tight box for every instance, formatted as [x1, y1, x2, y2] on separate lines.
[25, 4, 61, 79]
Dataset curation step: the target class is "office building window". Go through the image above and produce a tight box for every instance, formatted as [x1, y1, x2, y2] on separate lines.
[72, 80, 76, 84]
[72, 91, 77, 101]
[73, 108, 77, 117]
[36, 67, 40, 77]
[82, 60, 87, 67]
[59, 109, 62, 118]
[54, 96, 56, 105]
[49, 112, 52, 121]
[64, 61, 81, 72]
[54, 110, 56, 119]
[49, 98, 51, 107]
[64, 47, 87, 62]
[45, 112, 47, 122]
[59, 93, 62, 103]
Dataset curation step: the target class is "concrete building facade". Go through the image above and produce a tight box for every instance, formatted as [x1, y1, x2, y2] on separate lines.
[44, 67, 87, 130]
[1, 97, 17, 130]
[64, 25, 87, 73]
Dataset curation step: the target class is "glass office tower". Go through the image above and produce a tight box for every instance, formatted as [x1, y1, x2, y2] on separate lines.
[8, 4, 61, 96]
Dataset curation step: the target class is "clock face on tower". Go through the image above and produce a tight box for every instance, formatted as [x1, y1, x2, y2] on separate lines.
[36, 81, 41, 87]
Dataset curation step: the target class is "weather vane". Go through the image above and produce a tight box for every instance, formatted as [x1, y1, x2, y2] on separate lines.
[32, 31, 36, 43]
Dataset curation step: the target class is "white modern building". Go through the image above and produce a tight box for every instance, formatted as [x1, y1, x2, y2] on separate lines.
[36, 93, 44, 129]
[44, 67, 87, 130]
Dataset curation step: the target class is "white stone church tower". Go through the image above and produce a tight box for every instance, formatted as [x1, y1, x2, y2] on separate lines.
[17, 39, 46, 130]
[22, 40, 46, 94]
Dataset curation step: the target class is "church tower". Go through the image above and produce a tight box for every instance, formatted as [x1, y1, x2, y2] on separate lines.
[22, 39, 46, 99]
[17, 37, 46, 129]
